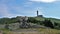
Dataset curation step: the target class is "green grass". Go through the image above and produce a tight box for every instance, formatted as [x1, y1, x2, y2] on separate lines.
[34, 17, 60, 23]
[1, 28, 60, 34]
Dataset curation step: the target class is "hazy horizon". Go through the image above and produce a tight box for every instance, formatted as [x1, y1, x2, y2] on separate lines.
[0, 0, 60, 19]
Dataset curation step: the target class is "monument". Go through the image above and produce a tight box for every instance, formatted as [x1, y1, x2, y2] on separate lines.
[37, 10, 43, 17]
[37, 10, 38, 17]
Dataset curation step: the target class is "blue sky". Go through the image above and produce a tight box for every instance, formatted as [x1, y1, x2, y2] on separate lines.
[0, 0, 60, 19]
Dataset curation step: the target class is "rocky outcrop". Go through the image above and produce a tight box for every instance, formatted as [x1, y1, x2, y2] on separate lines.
[0, 16, 46, 30]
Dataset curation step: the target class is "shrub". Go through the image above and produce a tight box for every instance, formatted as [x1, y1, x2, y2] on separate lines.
[43, 19, 54, 28]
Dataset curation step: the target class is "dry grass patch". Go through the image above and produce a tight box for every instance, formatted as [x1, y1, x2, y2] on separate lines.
[2, 28, 60, 34]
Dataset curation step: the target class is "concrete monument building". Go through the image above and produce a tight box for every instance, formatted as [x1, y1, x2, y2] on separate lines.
[37, 10, 43, 17]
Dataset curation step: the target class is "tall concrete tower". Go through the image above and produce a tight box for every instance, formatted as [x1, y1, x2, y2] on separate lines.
[37, 10, 38, 17]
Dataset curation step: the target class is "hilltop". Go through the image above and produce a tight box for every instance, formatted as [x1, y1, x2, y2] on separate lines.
[0, 16, 60, 29]
[0, 16, 60, 34]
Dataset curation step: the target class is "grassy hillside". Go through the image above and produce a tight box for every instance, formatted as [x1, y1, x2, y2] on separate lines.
[2, 28, 60, 34]
[0, 16, 60, 29]
[0, 17, 60, 34]
[34, 17, 60, 23]
[28, 17, 60, 29]
[0, 16, 60, 24]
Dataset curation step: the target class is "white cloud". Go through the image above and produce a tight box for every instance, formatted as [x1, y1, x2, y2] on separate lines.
[44, 15, 60, 19]
[0, 4, 24, 18]
[0, 0, 13, 17]
[29, 0, 57, 3]
[0, 4, 12, 17]
[0, 0, 24, 18]
[24, 2, 33, 7]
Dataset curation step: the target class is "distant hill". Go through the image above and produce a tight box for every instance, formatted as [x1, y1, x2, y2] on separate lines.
[0, 16, 60, 29]
[34, 17, 60, 23]
[0, 16, 60, 25]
